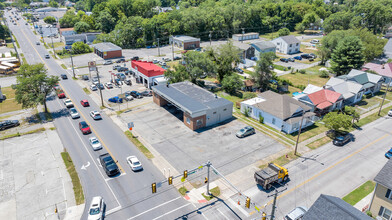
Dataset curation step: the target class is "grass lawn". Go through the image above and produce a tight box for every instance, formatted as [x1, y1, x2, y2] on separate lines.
[273, 64, 287, 71]
[82, 87, 91, 95]
[307, 136, 332, 150]
[0, 127, 46, 140]
[61, 64, 67, 69]
[52, 42, 64, 48]
[6, 43, 14, 48]
[279, 72, 330, 88]
[288, 86, 302, 94]
[259, 151, 300, 169]
[0, 87, 23, 114]
[343, 181, 375, 205]
[178, 186, 188, 196]
[355, 107, 389, 128]
[124, 131, 154, 159]
[305, 65, 327, 74]
[215, 91, 245, 104]
[300, 44, 318, 54]
[61, 152, 84, 205]
[288, 122, 329, 143]
[375, 88, 392, 101]
[353, 97, 384, 113]
[202, 186, 221, 201]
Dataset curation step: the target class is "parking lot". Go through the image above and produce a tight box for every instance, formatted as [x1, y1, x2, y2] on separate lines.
[121, 102, 287, 185]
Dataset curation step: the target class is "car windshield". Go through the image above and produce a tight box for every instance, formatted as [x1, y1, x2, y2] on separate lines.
[70, 109, 76, 113]
[89, 207, 100, 215]
[336, 136, 344, 140]
[239, 129, 245, 133]
[133, 161, 140, 166]
[92, 139, 99, 144]
[81, 123, 88, 128]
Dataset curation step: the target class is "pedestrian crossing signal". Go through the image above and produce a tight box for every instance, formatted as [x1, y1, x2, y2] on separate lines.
[204, 177, 208, 183]
[245, 197, 250, 209]
[152, 183, 157, 193]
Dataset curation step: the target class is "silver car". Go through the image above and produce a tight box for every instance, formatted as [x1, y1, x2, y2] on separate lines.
[89, 137, 102, 151]
[236, 126, 255, 138]
[284, 206, 308, 220]
[69, 108, 79, 119]
[90, 84, 97, 91]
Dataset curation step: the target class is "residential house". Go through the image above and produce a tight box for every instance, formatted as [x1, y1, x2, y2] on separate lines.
[169, 35, 200, 50]
[302, 84, 322, 94]
[295, 89, 343, 115]
[240, 91, 315, 134]
[271, 35, 301, 54]
[325, 77, 364, 105]
[232, 41, 253, 62]
[362, 62, 392, 85]
[63, 33, 99, 45]
[340, 69, 383, 95]
[369, 159, 392, 220]
[384, 39, 392, 60]
[303, 194, 372, 220]
[250, 41, 276, 60]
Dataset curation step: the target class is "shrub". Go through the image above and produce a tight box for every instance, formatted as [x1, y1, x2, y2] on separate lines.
[299, 69, 306, 74]
[259, 113, 264, 124]
[319, 70, 329, 78]
[243, 92, 256, 100]
[296, 85, 306, 90]
[244, 108, 249, 117]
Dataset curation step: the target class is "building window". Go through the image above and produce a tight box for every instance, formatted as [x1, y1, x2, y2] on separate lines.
[289, 49, 291, 53]
[186, 117, 190, 124]
[289, 44, 292, 47]
[272, 118, 276, 124]
[379, 206, 392, 220]
[213, 112, 216, 114]
[386, 189, 392, 199]
[196, 119, 203, 126]
[277, 42, 280, 45]
[223, 108, 227, 111]
[356, 93, 361, 100]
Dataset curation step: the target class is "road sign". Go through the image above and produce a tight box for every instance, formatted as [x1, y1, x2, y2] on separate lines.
[188, 170, 197, 175]
[127, 122, 134, 129]
[65, 45, 72, 50]
[88, 61, 96, 71]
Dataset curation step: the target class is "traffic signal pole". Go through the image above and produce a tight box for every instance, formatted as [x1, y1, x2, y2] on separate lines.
[206, 161, 211, 195]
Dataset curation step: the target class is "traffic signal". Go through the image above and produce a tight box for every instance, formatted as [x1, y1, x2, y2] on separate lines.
[262, 212, 266, 220]
[183, 170, 188, 179]
[54, 208, 57, 213]
[168, 176, 173, 185]
[245, 197, 250, 209]
[152, 183, 157, 193]
[204, 177, 208, 183]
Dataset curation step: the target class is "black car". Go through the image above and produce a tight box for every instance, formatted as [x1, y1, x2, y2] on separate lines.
[309, 53, 317, 59]
[131, 56, 139, 61]
[333, 132, 352, 146]
[124, 79, 132, 85]
[0, 120, 20, 131]
[117, 67, 128, 72]
[288, 58, 295, 62]
[97, 83, 105, 90]
[116, 58, 125, 63]
[99, 153, 120, 176]
[173, 56, 181, 60]
[82, 75, 89, 80]
[280, 58, 289, 63]
[61, 74, 68, 79]
[130, 91, 142, 98]
[140, 90, 152, 97]
[234, 67, 244, 74]
[301, 54, 312, 59]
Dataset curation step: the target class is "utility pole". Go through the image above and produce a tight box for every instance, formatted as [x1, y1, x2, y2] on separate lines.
[157, 38, 160, 57]
[209, 31, 212, 45]
[70, 52, 75, 78]
[206, 161, 211, 195]
[294, 110, 305, 156]
[241, 28, 245, 43]
[171, 35, 174, 61]
[96, 67, 104, 107]
[379, 83, 390, 116]
[270, 190, 278, 220]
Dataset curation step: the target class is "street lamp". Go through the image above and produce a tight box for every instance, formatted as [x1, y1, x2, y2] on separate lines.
[65, 47, 75, 78]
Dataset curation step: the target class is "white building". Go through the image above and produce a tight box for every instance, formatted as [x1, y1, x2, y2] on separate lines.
[232, 32, 259, 41]
[271, 35, 301, 54]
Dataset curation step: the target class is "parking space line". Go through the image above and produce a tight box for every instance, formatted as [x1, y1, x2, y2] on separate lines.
[127, 196, 181, 220]
[152, 203, 191, 220]
[217, 208, 230, 220]
[106, 205, 122, 215]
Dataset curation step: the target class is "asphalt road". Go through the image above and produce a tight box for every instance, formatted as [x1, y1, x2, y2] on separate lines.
[5, 10, 206, 219]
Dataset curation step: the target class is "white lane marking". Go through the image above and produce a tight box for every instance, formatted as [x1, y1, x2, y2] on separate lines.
[152, 203, 191, 220]
[56, 99, 121, 207]
[106, 205, 122, 215]
[217, 208, 230, 220]
[127, 196, 182, 220]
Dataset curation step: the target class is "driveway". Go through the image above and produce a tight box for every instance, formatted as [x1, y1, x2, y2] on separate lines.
[121, 102, 286, 185]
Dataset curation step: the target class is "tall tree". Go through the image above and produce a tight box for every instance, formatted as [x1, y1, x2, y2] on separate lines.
[182, 51, 214, 83]
[251, 52, 276, 91]
[164, 64, 188, 84]
[277, 28, 290, 37]
[74, 21, 90, 33]
[15, 64, 59, 113]
[221, 73, 243, 95]
[330, 36, 365, 76]
[206, 41, 240, 82]
[96, 10, 116, 33]
[323, 112, 352, 132]
[44, 16, 56, 24]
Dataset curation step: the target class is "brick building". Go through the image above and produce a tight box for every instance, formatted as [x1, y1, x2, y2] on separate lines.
[92, 42, 122, 59]
[169, 35, 200, 50]
[152, 81, 233, 130]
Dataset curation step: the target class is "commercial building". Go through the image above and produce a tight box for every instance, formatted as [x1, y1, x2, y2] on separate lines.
[152, 81, 233, 130]
[131, 60, 166, 89]
[232, 32, 259, 41]
[92, 42, 122, 59]
[169, 35, 200, 50]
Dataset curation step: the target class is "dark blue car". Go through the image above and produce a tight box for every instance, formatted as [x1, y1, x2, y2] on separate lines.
[108, 96, 123, 103]
[293, 56, 302, 60]
[385, 148, 392, 159]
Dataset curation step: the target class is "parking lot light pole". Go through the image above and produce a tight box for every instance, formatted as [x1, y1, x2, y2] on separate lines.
[96, 67, 104, 107]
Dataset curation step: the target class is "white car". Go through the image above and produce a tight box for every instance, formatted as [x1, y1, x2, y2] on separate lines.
[87, 196, 104, 220]
[284, 206, 308, 220]
[127, 156, 143, 171]
[63, 99, 74, 108]
[69, 108, 79, 119]
[152, 59, 159, 64]
[90, 111, 102, 120]
[388, 109, 392, 117]
[104, 82, 113, 89]
[89, 137, 102, 151]
[125, 95, 133, 101]
[90, 84, 97, 91]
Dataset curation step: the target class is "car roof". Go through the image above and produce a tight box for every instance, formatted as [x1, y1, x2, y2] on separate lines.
[82, 99, 88, 102]
[127, 156, 139, 162]
[89, 137, 98, 141]
[91, 196, 102, 206]
[286, 206, 307, 219]
[80, 121, 87, 125]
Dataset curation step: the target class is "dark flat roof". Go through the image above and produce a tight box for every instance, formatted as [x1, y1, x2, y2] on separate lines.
[92, 42, 122, 52]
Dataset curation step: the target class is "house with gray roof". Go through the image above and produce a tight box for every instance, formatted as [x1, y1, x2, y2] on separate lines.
[338, 69, 383, 95]
[240, 91, 315, 134]
[250, 41, 276, 59]
[384, 39, 392, 60]
[303, 194, 372, 220]
[63, 33, 99, 45]
[152, 81, 233, 130]
[369, 159, 392, 220]
[169, 35, 200, 50]
[325, 77, 364, 105]
[271, 35, 301, 54]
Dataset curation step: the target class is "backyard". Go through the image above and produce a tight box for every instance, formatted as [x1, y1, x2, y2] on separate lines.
[0, 87, 23, 114]
[279, 71, 330, 88]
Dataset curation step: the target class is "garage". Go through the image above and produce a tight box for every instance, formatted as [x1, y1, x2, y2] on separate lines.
[152, 81, 233, 130]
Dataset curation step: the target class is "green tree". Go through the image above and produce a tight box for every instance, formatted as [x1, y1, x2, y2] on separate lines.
[277, 28, 290, 37]
[206, 41, 240, 82]
[323, 112, 353, 132]
[164, 64, 188, 83]
[344, 106, 360, 123]
[74, 21, 90, 33]
[59, 9, 81, 28]
[48, 0, 58, 8]
[182, 51, 214, 83]
[330, 36, 365, 76]
[221, 73, 243, 95]
[44, 16, 56, 24]
[0, 24, 9, 40]
[251, 52, 276, 91]
[322, 11, 353, 33]
[71, 41, 92, 54]
[15, 64, 59, 113]
[96, 10, 116, 33]
[295, 23, 306, 34]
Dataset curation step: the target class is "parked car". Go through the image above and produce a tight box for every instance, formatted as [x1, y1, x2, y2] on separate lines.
[90, 84, 97, 91]
[236, 126, 255, 138]
[89, 137, 102, 151]
[113, 65, 121, 70]
[174, 56, 181, 60]
[152, 59, 159, 64]
[87, 196, 104, 220]
[300, 54, 312, 59]
[82, 75, 89, 80]
[0, 120, 20, 131]
[288, 58, 295, 62]
[79, 121, 91, 134]
[113, 78, 122, 86]
[90, 111, 102, 120]
[103, 60, 113, 65]
[80, 99, 89, 107]
[159, 61, 166, 66]
[117, 67, 128, 72]
[280, 58, 289, 63]
[61, 74, 68, 80]
[131, 56, 139, 61]
[124, 70, 133, 75]
[97, 83, 104, 90]
[69, 108, 79, 119]
[127, 156, 143, 171]
[140, 90, 152, 97]
[99, 153, 120, 176]
[36, 41, 40, 45]
[388, 109, 392, 117]
[45, 54, 50, 59]
[116, 58, 125, 63]
[92, 78, 99, 85]
[130, 91, 142, 99]
[164, 57, 171, 62]
[63, 99, 74, 108]
[125, 95, 133, 101]
[104, 82, 114, 89]
[309, 53, 317, 58]
[293, 56, 302, 60]
[284, 206, 308, 220]
[310, 39, 320, 44]
[234, 67, 244, 74]
[57, 91, 65, 99]
[124, 79, 132, 85]
[108, 96, 123, 103]
[332, 131, 352, 146]
[116, 73, 126, 80]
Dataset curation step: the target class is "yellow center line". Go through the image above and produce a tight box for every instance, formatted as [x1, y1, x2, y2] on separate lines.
[264, 133, 389, 207]
[20, 25, 125, 173]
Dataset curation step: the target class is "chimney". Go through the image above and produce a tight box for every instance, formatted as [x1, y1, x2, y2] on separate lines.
[382, 64, 385, 69]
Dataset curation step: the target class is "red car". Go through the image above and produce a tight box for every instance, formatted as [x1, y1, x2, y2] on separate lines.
[79, 121, 91, 134]
[58, 92, 65, 99]
[80, 99, 89, 107]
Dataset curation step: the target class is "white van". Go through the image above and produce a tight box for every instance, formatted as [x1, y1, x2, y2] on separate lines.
[310, 39, 320, 44]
